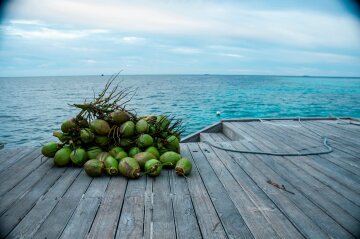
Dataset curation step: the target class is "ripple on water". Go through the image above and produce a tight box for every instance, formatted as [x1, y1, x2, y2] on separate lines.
[0, 75, 359, 147]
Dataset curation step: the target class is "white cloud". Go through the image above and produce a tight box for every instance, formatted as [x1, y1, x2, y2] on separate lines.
[171, 47, 201, 54]
[80, 59, 96, 64]
[5, 0, 360, 48]
[10, 19, 44, 25]
[3, 26, 108, 40]
[120, 36, 146, 44]
[219, 53, 243, 58]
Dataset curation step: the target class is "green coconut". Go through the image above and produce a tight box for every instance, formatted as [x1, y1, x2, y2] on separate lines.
[77, 117, 89, 128]
[145, 146, 160, 159]
[52, 131, 70, 143]
[144, 159, 162, 177]
[61, 118, 77, 133]
[104, 155, 119, 176]
[144, 115, 157, 123]
[158, 147, 168, 156]
[120, 121, 135, 137]
[90, 119, 111, 135]
[119, 138, 133, 148]
[80, 128, 95, 144]
[115, 151, 128, 162]
[148, 125, 156, 134]
[70, 148, 88, 166]
[87, 146, 102, 159]
[137, 134, 154, 148]
[41, 142, 61, 157]
[136, 119, 149, 134]
[111, 111, 130, 125]
[159, 151, 181, 168]
[84, 159, 103, 177]
[95, 136, 110, 147]
[133, 152, 156, 169]
[109, 146, 124, 157]
[118, 157, 141, 179]
[96, 152, 110, 163]
[157, 115, 170, 130]
[165, 135, 180, 153]
[54, 147, 72, 167]
[128, 147, 141, 157]
[175, 158, 192, 176]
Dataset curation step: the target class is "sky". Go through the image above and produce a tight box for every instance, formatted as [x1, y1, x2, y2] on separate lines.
[0, 0, 360, 77]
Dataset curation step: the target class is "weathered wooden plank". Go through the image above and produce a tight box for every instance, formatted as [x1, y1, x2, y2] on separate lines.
[180, 145, 228, 239]
[204, 136, 305, 239]
[196, 142, 282, 239]
[240, 123, 360, 234]
[32, 170, 93, 239]
[311, 120, 360, 142]
[87, 177, 128, 239]
[187, 143, 254, 239]
[0, 147, 40, 173]
[0, 147, 26, 166]
[210, 140, 331, 239]
[252, 121, 360, 177]
[248, 122, 360, 212]
[151, 170, 177, 239]
[231, 122, 360, 193]
[230, 123, 357, 238]
[60, 176, 110, 239]
[0, 166, 66, 238]
[264, 120, 360, 172]
[6, 168, 81, 239]
[115, 176, 146, 239]
[143, 176, 153, 239]
[169, 169, 202, 239]
[0, 149, 43, 196]
[0, 156, 53, 215]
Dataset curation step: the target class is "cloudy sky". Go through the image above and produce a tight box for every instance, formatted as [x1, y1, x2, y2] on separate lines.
[0, 0, 360, 76]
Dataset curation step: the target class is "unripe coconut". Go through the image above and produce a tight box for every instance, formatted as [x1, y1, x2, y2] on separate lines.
[144, 159, 162, 177]
[42, 142, 61, 157]
[144, 115, 157, 124]
[159, 151, 181, 168]
[118, 157, 141, 179]
[54, 146, 72, 167]
[158, 147, 168, 156]
[61, 118, 77, 133]
[148, 126, 156, 134]
[145, 146, 160, 159]
[77, 117, 89, 128]
[84, 159, 103, 177]
[137, 134, 154, 148]
[95, 136, 110, 147]
[115, 151, 128, 162]
[157, 115, 170, 130]
[111, 111, 130, 125]
[133, 152, 156, 169]
[120, 121, 135, 137]
[175, 158, 192, 176]
[87, 146, 102, 159]
[136, 119, 149, 134]
[80, 128, 95, 144]
[53, 131, 69, 143]
[70, 148, 88, 166]
[119, 138, 133, 148]
[129, 147, 141, 157]
[104, 155, 119, 176]
[165, 135, 180, 153]
[90, 119, 110, 135]
[96, 152, 110, 163]
[109, 146, 124, 157]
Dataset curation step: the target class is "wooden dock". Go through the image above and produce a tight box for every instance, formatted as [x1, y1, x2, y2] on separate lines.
[0, 117, 359, 238]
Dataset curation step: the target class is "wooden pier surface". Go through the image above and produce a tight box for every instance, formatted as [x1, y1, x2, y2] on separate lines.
[0, 118, 359, 238]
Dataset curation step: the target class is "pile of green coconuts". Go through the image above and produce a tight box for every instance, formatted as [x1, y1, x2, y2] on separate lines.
[41, 78, 192, 179]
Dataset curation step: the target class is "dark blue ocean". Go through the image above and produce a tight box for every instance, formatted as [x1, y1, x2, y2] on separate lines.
[0, 75, 359, 147]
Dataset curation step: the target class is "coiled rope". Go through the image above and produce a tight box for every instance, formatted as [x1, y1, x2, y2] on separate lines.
[203, 118, 333, 156]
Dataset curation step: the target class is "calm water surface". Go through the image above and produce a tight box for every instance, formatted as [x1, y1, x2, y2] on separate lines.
[0, 75, 359, 147]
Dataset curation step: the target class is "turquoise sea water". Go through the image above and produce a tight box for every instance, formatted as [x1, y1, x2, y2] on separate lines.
[0, 75, 359, 147]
